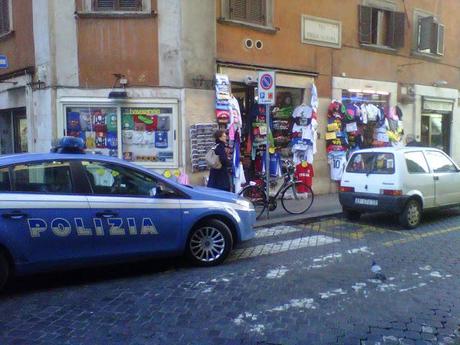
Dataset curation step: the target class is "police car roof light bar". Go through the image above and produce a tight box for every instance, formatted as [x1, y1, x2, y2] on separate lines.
[50, 136, 85, 154]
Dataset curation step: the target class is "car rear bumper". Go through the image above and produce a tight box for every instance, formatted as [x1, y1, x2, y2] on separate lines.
[339, 192, 410, 214]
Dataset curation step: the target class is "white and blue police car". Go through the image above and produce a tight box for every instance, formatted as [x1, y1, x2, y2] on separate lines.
[0, 137, 256, 289]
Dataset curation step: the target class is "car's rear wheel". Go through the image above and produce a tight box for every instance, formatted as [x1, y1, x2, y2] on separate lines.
[343, 209, 361, 221]
[399, 199, 421, 229]
[0, 251, 9, 291]
[186, 219, 233, 266]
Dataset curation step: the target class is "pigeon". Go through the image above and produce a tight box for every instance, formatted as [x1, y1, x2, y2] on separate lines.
[371, 260, 387, 281]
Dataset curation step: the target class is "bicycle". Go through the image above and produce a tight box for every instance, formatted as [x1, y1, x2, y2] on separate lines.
[239, 160, 314, 219]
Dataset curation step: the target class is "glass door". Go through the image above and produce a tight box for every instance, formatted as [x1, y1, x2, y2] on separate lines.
[421, 114, 451, 154]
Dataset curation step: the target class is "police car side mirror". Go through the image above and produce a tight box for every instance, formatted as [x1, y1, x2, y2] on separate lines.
[150, 187, 158, 197]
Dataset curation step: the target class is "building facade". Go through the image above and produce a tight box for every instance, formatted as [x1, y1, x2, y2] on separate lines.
[0, 0, 458, 194]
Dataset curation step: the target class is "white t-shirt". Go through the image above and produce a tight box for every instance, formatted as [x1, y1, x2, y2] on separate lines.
[328, 151, 347, 181]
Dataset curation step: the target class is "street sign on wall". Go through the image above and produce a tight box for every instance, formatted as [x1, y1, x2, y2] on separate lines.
[258, 71, 276, 105]
[0, 55, 8, 69]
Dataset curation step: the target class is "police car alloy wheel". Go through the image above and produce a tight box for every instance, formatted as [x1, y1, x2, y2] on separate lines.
[0, 252, 9, 291]
[186, 219, 233, 266]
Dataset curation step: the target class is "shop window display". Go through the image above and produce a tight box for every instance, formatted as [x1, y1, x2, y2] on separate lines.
[65, 106, 175, 165]
[324, 90, 404, 181]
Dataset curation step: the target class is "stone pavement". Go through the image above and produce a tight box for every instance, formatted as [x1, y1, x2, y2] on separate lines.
[255, 192, 342, 227]
[1, 209, 460, 344]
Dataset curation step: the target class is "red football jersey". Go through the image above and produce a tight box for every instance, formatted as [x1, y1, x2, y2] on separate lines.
[295, 163, 314, 188]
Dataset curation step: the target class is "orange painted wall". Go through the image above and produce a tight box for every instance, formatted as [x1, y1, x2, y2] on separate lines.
[76, 0, 159, 87]
[0, 0, 35, 76]
[217, 0, 460, 96]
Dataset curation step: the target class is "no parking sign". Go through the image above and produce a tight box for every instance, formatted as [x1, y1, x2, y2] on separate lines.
[258, 71, 275, 105]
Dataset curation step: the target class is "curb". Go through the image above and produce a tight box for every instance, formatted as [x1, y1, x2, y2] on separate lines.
[254, 210, 343, 228]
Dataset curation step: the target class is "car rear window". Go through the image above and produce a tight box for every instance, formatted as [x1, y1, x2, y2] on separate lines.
[346, 152, 395, 174]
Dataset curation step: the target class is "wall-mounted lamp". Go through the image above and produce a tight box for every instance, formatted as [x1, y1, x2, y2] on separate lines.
[108, 73, 128, 99]
[433, 80, 448, 87]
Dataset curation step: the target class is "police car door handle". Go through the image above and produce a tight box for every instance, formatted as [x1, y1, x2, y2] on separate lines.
[96, 211, 118, 218]
[2, 211, 28, 220]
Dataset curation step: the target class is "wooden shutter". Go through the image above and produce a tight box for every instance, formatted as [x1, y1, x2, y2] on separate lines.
[229, 0, 247, 21]
[386, 11, 405, 48]
[247, 0, 265, 25]
[0, 0, 10, 34]
[434, 23, 444, 55]
[359, 5, 373, 44]
[418, 16, 434, 51]
[94, 0, 141, 11]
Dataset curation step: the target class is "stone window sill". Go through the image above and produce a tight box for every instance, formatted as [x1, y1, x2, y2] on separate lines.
[217, 17, 278, 34]
[75, 10, 157, 19]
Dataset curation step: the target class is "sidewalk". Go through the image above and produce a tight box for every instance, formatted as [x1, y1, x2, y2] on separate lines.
[254, 192, 342, 228]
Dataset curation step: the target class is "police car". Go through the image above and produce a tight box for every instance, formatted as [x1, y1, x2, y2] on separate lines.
[0, 137, 256, 290]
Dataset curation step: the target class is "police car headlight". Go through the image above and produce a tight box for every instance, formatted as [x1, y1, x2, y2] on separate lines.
[236, 198, 254, 210]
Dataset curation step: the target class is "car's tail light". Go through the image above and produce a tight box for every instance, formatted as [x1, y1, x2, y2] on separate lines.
[381, 189, 402, 196]
[339, 186, 355, 192]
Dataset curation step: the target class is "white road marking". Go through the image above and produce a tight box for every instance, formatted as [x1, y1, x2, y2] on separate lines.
[255, 225, 305, 238]
[229, 235, 340, 261]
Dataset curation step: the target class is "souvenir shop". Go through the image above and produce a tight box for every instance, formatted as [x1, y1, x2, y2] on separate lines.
[326, 78, 403, 182]
[213, 71, 318, 193]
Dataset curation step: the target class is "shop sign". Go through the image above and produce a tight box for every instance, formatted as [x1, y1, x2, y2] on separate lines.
[423, 98, 454, 113]
[0, 55, 8, 69]
[258, 71, 276, 105]
[301, 15, 341, 48]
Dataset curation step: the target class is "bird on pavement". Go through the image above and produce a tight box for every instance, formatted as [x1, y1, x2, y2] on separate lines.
[371, 260, 387, 281]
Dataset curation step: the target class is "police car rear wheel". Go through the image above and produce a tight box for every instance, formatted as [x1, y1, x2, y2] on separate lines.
[0, 252, 9, 291]
[187, 220, 233, 266]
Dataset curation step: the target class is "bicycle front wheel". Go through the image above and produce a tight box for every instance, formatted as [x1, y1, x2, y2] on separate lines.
[281, 182, 314, 214]
[239, 185, 267, 219]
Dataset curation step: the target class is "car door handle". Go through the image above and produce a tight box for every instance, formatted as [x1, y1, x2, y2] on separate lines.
[434, 176, 439, 181]
[2, 211, 28, 220]
[96, 211, 118, 218]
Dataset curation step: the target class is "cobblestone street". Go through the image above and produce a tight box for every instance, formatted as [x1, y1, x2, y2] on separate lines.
[1, 209, 460, 345]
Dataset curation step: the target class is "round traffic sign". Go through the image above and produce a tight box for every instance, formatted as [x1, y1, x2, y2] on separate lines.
[260, 73, 273, 90]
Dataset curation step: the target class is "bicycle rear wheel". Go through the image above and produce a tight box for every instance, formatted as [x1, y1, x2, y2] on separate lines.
[281, 182, 314, 214]
[239, 185, 266, 219]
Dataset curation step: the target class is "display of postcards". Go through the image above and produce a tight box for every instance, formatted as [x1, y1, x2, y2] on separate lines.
[122, 114, 135, 130]
[106, 113, 117, 132]
[95, 132, 107, 148]
[155, 131, 169, 148]
[107, 132, 118, 149]
[79, 110, 92, 131]
[85, 131, 96, 149]
[122, 130, 134, 145]
[67, 112, 81, 131]
[157, 116, 170, 131]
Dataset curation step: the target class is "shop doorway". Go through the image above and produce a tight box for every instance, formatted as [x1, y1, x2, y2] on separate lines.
[0, 108, 27, 154]
[421, 114, 451, 154]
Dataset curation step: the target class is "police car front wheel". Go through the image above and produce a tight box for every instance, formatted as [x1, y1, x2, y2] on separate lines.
[0, 252, 9, 291]
[186, 219, 233, 266]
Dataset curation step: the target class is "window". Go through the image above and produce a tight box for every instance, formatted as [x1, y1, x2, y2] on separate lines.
[220, 0, 274, 29]
[416, 15, 444, 56]
[0, 0, 10, 35]
[405, 151, 429, 174]
[424, 151, 457, 173]
[0, 167, 10, 192]
[82, 161, 179, 198]
[11, 161, 73, 194]
[93, 0, 142, 11]
[358, 5, 405, 48]
[346, 152, 395, 174]
[63, 104, 178, 167]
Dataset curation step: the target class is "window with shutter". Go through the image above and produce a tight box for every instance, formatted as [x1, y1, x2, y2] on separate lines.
[359, 5, 405, 49]
[0, 0, 10, 35]
[416, 15, 444, 56]
[94, 0, 142, 11]
[229, 0, 266, 25]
